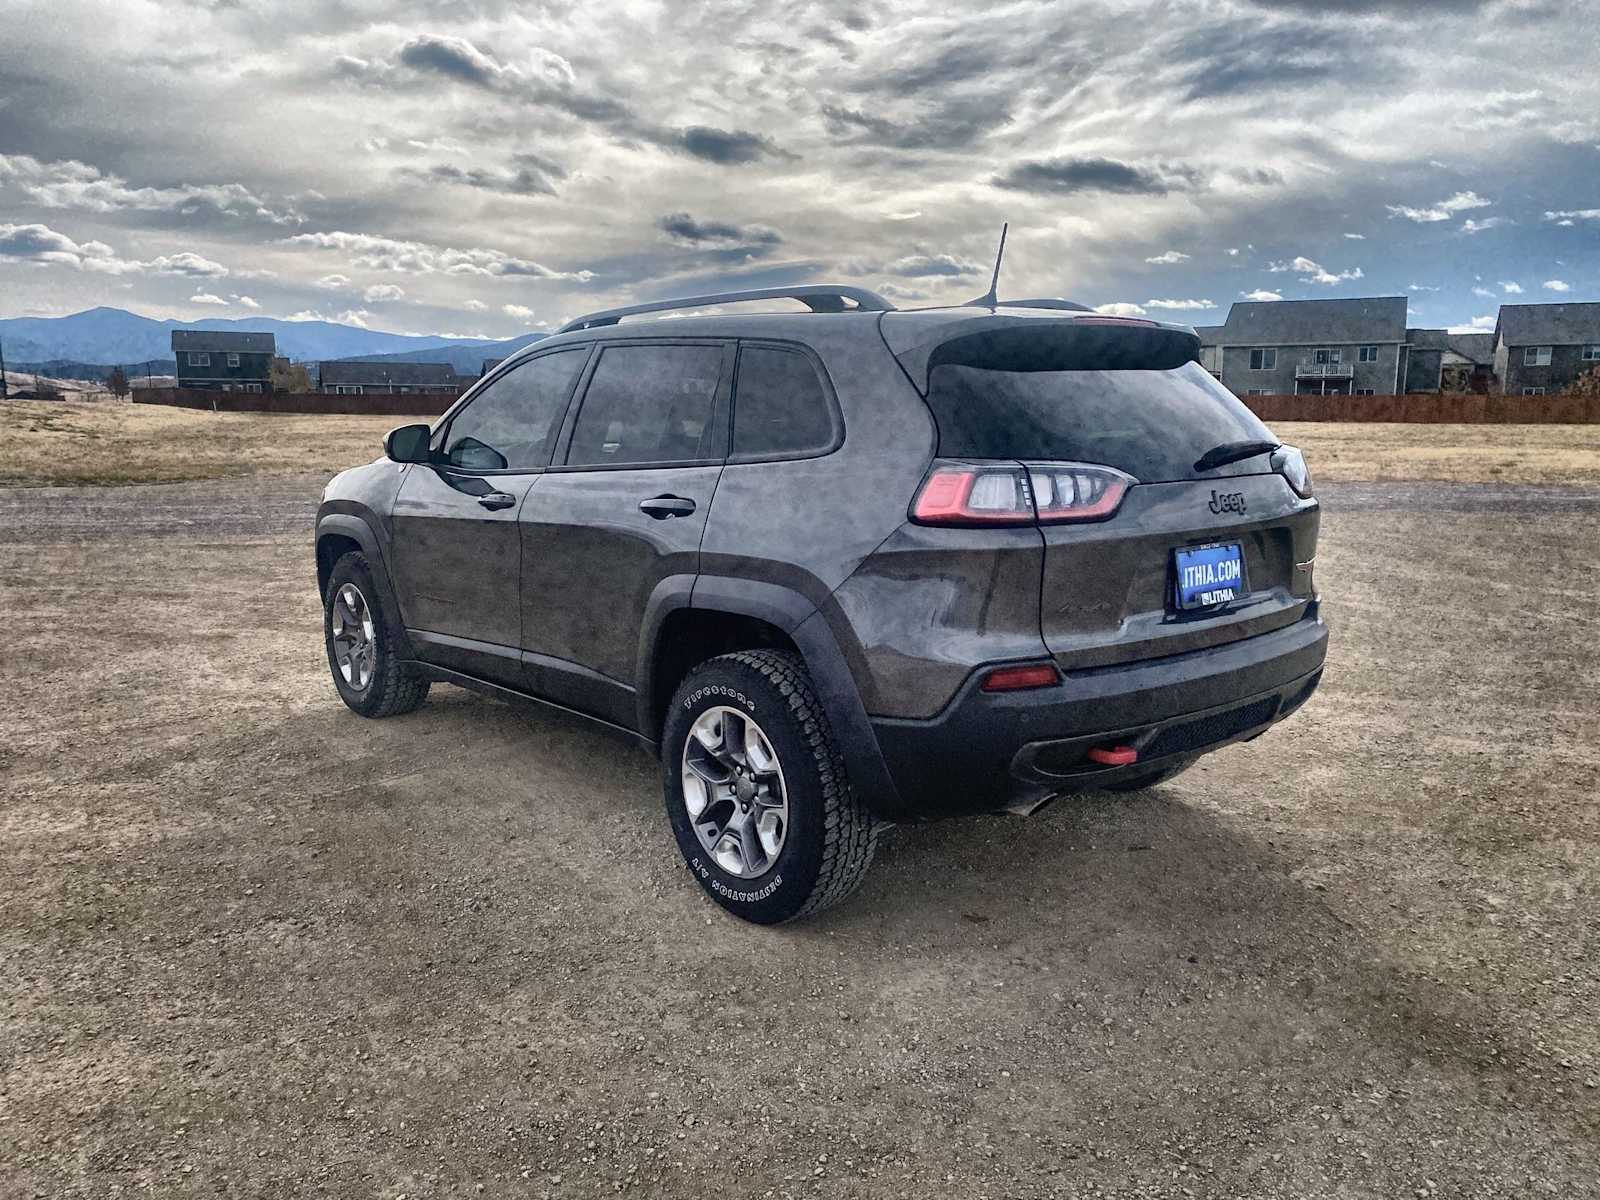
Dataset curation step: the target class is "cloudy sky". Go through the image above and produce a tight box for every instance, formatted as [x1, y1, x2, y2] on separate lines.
[1, 0, 1597, 339]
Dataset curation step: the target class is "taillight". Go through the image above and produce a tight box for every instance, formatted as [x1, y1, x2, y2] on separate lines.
[911, 460, 1136, 526]
[910, 463, 1035, 525]
[1272, 444, 1314, 498]
[1027, 463, 1136, 524]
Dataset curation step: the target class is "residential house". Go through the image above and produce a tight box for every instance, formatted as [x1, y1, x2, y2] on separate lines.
[1492, 303, 1600, 395]
[1197, 297, 1411, 397]
[317, 361, 460, 395]
[1402, 329, 1493, 393]
[171, 330, 275, 392]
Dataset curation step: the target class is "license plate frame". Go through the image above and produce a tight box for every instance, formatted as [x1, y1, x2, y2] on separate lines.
[1173, 541, 1247, 611]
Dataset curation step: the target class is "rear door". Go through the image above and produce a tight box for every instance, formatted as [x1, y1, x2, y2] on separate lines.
[518, 339, 732, 727]
[389, 346, 591, 686]
[920, 331, 1318, 671]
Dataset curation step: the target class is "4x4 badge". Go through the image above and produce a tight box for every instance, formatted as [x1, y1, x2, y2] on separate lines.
[1209, 490, 1247, 515]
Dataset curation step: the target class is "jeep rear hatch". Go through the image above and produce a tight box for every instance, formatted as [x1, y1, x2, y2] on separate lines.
[888, 313, 1319, 670]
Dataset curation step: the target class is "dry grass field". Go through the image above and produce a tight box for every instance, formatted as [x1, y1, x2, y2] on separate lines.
[3, 399, 1600, 487]
[0, 400, 402, 486]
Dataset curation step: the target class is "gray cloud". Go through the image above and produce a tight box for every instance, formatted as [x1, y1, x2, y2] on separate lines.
[396, 34, 506, 87]
[676, 126, 787, 165]
[995, 157, 1205, 197]
[658, 214, 783, 246]
[398, 153, 567, 197]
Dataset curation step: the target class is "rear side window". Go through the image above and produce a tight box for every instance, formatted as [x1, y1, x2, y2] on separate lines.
[442, 348, 587, 471]
[732, 345, 836, 459]
[566, 344, 723, 467]
[926, 360, 1275, 483]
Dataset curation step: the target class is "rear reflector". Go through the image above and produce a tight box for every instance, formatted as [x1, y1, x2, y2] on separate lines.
[1086, 744, 1139, 766]
[980, 663, 1061, 693]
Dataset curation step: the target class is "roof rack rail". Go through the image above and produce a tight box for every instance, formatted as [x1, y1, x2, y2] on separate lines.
[957, 294, 1094, 313]
[555, 285, 895, 334]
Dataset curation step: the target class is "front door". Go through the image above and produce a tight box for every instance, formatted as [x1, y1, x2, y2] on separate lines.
[389, 346, 592, 686]
[518, 339, 732, 728]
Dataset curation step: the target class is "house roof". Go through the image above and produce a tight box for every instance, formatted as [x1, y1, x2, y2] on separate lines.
[318, 360, 458, 387]
[1494, 302, 1600, 346]
[171, 329, 276, 354]
[1214, 296, 1408, 345]
[1406, 327, 1450, 351]
[1446, 332, 1494, 363]
[1192, 325, 1224, 345]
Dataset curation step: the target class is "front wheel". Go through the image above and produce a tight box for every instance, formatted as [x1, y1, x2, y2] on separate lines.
[662, 650, 878, 924]
[323, 551, 430, 718]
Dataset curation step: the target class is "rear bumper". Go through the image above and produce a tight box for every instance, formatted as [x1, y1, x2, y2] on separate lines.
[867, 605, 1328, 820]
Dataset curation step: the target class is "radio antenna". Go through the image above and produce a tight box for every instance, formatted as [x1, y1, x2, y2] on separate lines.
[976, 222, 1008, 310]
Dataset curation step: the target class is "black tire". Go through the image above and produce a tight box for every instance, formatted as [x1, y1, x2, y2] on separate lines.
[323, 551, 430, 719]
[1101, 757, 1197, 793]
[662, 650, 878, 924]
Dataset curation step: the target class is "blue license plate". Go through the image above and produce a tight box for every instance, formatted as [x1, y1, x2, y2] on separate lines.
[1175, 542, 1245, 610]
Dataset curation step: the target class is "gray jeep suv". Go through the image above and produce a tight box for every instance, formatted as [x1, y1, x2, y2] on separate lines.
[315, 285, 1326, 923]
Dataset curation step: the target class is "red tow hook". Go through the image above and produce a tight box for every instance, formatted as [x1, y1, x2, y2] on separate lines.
[1087, 745, 1139, 767]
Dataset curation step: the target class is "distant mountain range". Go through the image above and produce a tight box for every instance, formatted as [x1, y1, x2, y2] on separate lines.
[0, 306, 540, 370]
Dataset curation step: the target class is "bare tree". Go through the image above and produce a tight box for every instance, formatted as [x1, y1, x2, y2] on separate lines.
[107, 366, 130, 402]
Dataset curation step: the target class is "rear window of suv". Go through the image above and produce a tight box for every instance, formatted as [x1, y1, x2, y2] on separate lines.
[925, 360, 1275, 483]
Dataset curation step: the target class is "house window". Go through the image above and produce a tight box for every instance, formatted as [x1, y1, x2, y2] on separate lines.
[1582, 344, 1600, 361]
[1524, 346, 1552, 367]
[1314, 348, 1342, 365]
[1246, 388, 1266, 396]
[1358, 345, 1379, 363]
[333, 385, 364, 395]
[227, 352, 241, 367]
[1522, 386, 1546, 396]
[1249, 348, 1277, 370]
[188, 352, 210, 367]
[1355, 387, 1376, 395]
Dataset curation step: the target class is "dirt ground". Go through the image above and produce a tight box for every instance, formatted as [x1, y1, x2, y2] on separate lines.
[2, 467, 1597, 1199]
[5, 399, 1600, 487]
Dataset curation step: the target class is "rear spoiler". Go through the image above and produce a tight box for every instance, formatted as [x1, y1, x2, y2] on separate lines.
[881, 312, 1201, 395]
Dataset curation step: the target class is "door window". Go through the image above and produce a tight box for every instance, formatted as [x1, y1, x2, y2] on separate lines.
[441, 349, 588, 472]
[732, 345, 837, 459]
[565, 344, 724, 467]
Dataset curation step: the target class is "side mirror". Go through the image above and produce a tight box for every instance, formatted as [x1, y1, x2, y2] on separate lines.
[384, 423, 431, 464]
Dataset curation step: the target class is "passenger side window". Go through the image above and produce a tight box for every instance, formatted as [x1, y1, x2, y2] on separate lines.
[441, 349, 587, 472]
[732, 345, 836, 459]
[565, 344, 723, 467]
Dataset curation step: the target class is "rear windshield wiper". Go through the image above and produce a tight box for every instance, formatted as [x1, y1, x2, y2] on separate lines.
[1194, 439, 1280, 473]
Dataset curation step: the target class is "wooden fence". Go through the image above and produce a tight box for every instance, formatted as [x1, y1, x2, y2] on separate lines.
[1240, 392, 1600, 423]
[131, 387, 1600, 423]
[133, 388, 459, 416]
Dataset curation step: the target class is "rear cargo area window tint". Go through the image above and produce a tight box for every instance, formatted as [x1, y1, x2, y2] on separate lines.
[926, 361, 1276, 483]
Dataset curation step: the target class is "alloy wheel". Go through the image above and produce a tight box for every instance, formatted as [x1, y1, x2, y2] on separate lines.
[681, 706, 790, 878]
[330, 583, 377, 691]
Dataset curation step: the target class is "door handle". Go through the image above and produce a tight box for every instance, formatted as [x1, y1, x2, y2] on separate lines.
[477, 492, 517, 511]
[638, 495, 697, 519]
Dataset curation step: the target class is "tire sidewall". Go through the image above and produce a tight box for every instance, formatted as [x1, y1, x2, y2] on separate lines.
[662, 660, 828, 925]
[323, 554, 393, 717]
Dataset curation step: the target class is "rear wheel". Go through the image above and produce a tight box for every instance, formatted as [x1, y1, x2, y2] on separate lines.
[323, 551, 430, 718]
[662, 650, 877, 924]
[1101, 757, 1196, 793]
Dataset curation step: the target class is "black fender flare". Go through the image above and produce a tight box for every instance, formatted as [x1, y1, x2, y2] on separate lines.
[315, 509, 416, 659]
[637, 574, 906, 820]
